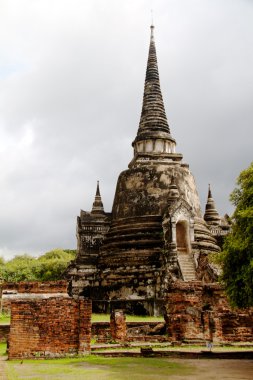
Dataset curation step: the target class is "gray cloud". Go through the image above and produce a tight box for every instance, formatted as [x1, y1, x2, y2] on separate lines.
[0, 0, 252, 259]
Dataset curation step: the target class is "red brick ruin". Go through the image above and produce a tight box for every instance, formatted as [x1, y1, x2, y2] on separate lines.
[1, 280, 68, 314]
[2, 281, 252, 358]
[164, 282, 253, 343]
[8, 297, 92, 359]
[1, 281, 92, 359]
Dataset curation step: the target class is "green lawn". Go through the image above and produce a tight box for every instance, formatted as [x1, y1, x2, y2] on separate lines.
[0, 313, 162, 324]
[0, 313, 10, 324]
[2, 343, 253, 380]
[92, 314, 164, 322]
[0, 342, 7, 356]
[5, 356, 194, 380]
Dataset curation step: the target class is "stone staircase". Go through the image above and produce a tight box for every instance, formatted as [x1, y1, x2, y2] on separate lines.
[177, 253, 197, 281]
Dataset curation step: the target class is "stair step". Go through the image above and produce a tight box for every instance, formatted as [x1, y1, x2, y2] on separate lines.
[177, 253, 197, 281]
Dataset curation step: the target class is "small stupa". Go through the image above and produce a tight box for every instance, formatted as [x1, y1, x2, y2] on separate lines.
[204, 184, 231, 247]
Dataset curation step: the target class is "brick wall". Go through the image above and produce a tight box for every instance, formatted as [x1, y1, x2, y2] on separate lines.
[165, 281, 253, 343]
[2, 280, 68, 294]
[8, 297, 92, 359]
[92, 321, 167, 343]
[1, 281, 68, 313]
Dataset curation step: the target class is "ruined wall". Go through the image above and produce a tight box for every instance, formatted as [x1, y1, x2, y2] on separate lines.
[2, 280, 68, 294]
[8, 297, 92, 359]
[164, 281, 253, 343]
[92, 321, 167, 343]
[1, 281, 68, 314]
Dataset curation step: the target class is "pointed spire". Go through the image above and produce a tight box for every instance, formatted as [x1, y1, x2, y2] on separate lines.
[96, 180, 100, 196]
[134, 25, 174, 144]
[204, 184, 221, 226]
[91, 181, 104, 215]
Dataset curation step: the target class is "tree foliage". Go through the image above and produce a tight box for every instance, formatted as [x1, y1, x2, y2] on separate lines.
[0, 249, 76, 282]
[221, 162, 253, 308]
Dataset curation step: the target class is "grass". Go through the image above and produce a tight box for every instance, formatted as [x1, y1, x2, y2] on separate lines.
[0, 313, 10, 324]
[0, 342, 7, 356]
[91, 313, 164, 322]
[0, 313, 163, 324]
[125, 314, 164, 322]
[2, 342, 253, 379]
[5, 356, 194, 380]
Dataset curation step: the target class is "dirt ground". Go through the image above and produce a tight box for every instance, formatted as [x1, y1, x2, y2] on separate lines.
[0, 357, 7, 380]
[2, 357, 253, 380]
[170, 359, 253, 380]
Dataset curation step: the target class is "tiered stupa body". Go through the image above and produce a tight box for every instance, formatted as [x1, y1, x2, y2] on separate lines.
[66, 26, 221, 314]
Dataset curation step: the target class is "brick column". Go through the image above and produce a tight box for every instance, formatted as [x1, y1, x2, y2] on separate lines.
[78, 298, 92, 355]
[203, 311, 214, 342]
[212, 314, 223, 343]
[110, 309, 126, 342]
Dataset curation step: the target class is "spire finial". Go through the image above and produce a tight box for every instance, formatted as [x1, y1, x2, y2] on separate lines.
[150, 10, 154, 39]
[96, 180, 100, 196]
[91, 181, 104, 214]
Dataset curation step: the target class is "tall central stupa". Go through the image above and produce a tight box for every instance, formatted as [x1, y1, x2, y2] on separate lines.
[66, 25, 221, 315]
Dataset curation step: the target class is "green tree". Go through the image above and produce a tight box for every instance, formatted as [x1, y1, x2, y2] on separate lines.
[221, 162, 253, 308]
[0, 254, 38, 282]
[0, 257, 5, 284]
[0, 249, 76, 282]
[36, 249, 76, 281]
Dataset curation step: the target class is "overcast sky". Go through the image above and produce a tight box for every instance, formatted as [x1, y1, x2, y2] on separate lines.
[0, 0, 252, 259]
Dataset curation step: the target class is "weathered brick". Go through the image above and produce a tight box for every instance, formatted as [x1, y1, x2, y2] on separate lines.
[164, 282, 253, 343]
[8, 297, 92, 359]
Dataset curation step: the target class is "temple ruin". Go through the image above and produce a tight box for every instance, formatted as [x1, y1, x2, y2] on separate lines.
[3, 26, 252, 359]
[65, 24, 232, 316]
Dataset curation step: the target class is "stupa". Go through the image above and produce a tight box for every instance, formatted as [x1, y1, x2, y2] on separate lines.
[204, 184, 231, 247]
[66, 25, 222, 314]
